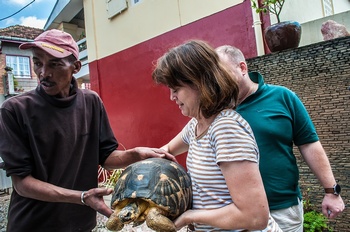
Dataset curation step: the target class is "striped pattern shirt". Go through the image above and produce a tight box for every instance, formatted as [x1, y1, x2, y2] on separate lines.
[182, 109, 281, 232]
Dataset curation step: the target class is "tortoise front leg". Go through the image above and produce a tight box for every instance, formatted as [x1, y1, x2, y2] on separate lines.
[146, 207, 176, 232]
[106, 199, 132, 231]
[106, 209, 124, 231]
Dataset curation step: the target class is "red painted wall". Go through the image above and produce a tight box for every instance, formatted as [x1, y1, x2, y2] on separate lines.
[90, 2, 258, 168]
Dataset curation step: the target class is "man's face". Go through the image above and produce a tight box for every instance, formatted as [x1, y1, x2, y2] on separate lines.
[32, 48, 79, 98]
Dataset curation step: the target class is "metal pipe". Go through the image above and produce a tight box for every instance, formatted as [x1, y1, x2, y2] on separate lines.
[250, 1, 265, 56]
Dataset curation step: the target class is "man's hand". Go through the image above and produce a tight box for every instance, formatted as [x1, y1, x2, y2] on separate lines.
[82, 188, 114, 217]
[104, 147, 177, 170]
[133, 147, 177, 163]
[322, 194, 345, 219]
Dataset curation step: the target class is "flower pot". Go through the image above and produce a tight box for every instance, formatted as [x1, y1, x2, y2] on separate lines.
[264, 21, 302, 52]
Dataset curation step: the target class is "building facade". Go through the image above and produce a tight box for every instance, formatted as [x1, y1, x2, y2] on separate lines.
[44, 0, 350, 166]
[0, 26, 43, 105]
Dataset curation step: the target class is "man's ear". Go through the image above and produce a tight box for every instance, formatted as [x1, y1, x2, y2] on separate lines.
[73, 60, 82, 74]
[239, 61, 248, 74]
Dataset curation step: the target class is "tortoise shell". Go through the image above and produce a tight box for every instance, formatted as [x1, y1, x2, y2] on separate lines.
[111, 158, 192, 220]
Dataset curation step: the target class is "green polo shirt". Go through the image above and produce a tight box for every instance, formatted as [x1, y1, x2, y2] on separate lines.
[236, 72, 319, 210]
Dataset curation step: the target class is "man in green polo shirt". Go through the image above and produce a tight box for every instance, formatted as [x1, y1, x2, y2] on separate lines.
[216, 45, 345, 232]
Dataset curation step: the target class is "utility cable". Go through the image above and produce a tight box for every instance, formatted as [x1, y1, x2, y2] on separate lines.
[0, 0, 36, 22]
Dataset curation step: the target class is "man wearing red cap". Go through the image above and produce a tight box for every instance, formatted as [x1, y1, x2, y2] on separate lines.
[0, 29, 175, 231]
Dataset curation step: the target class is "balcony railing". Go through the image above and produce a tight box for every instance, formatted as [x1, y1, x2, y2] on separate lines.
[77, 38, 87, 60]
[76, 38, 89, 83]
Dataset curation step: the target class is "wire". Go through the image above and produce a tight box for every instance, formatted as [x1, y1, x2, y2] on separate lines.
[0, 0, 36, 22]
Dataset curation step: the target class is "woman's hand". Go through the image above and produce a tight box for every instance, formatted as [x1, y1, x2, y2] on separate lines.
[174, 210, 194, 231]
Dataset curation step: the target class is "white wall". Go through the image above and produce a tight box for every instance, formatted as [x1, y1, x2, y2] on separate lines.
[83, 0, 243, 61]
[266, 0, 350, 47]
[299, 11, 350, 46]
[270, 0, 350, 24]
[333, 0, 350, 13]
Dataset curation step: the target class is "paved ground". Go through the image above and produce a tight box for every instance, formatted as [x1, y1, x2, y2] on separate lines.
[0, 189, 187, 232]
[0, 191, 10, 232]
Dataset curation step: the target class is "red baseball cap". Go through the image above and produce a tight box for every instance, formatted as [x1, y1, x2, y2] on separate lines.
[19, 29, 79, 60]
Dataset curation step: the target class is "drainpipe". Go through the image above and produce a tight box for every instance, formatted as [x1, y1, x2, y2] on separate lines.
[251, 1, 265, 56]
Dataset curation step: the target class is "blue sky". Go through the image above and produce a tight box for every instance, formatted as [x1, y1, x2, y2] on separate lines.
[0, 0, 56, 29]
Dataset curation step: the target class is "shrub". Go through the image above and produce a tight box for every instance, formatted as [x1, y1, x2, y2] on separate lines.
[304, 211, 332, 232]
[303, 188, 332, 232]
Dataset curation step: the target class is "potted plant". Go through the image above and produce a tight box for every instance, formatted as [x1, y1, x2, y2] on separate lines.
[251, 0, 302, 52]
[4, 66, 13, 72]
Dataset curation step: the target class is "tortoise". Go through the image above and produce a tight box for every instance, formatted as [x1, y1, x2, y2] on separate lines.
[105, 158, 192, 232]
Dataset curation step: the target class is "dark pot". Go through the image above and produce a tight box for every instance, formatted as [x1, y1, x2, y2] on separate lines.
[264, 21, 302, 52]
[4, 66, 12, 72]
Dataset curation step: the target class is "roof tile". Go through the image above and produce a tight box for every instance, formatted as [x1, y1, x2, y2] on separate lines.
[0, 25, 43, 40]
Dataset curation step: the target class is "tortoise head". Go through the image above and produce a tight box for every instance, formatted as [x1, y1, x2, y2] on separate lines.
[118, 200, 149, 223]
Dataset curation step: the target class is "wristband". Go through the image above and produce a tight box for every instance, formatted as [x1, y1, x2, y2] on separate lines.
[324, 184, 341, 196]
[81, 191, 87, 206]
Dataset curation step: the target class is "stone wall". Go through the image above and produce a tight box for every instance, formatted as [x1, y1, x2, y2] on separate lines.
[247, 36, 350, 231]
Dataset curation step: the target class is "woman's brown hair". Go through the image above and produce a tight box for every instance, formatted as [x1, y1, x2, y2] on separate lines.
[152, 40, 239, 118]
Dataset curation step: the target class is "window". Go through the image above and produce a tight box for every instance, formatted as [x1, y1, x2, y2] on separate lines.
[322, 0, 334, 16]
[6, 55, 31, 78]
[106, 0, 127, 19]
